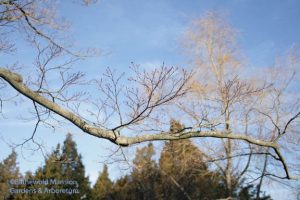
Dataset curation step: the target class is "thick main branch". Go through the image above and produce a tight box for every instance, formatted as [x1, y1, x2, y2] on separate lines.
[0, 68, 277, 146]
[0, 68, 116, 141]
[0, 67, 296, 180]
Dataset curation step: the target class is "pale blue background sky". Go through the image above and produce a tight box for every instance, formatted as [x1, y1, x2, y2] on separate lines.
[1, 0, 300, 199]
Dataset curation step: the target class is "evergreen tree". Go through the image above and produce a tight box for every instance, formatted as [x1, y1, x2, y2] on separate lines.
[110, 143, 160, 200]
[92, 164, 113, 200]
[0, 150, 21, 200]
[23, 134, 91, 200]
[160, 120, 207, 176]
[237, 184, 272, 200]
[158, 119, 225, 200]
[111, 175, 132, 200]
[20, 171, 37, 200]
[131, 143, 160, 200]
[59, 133, 91, 200]
[28, 144, 64, 200]
[104, 119, 273, 200]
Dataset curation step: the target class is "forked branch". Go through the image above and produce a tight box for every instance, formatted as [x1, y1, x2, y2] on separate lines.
[0, 67, 299, 180]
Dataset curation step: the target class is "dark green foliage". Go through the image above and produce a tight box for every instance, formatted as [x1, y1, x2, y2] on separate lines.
[130, 143, 160, 200]
[59, 134, 91, 200]
[109, 143, 161, 200]
[23, 134, 91, 200]
[1, 126, 272, 200]
[0, 150, 22, 200]
[108, 120, 273, 200]
[238, 184, 272, 200]
[157, 120, 227, 200]
[92, 164, 113, 200]
[111, 175, 132, 200]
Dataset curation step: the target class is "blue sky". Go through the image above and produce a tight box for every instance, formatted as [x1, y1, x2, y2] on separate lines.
[1, 0, 300, 199]
[60, 0, 300, 68]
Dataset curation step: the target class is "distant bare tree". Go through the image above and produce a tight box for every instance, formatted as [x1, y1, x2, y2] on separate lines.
[181, 11, 300, 198]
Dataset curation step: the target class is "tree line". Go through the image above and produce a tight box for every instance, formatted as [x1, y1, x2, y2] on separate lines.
[0, 120, 272, 200]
